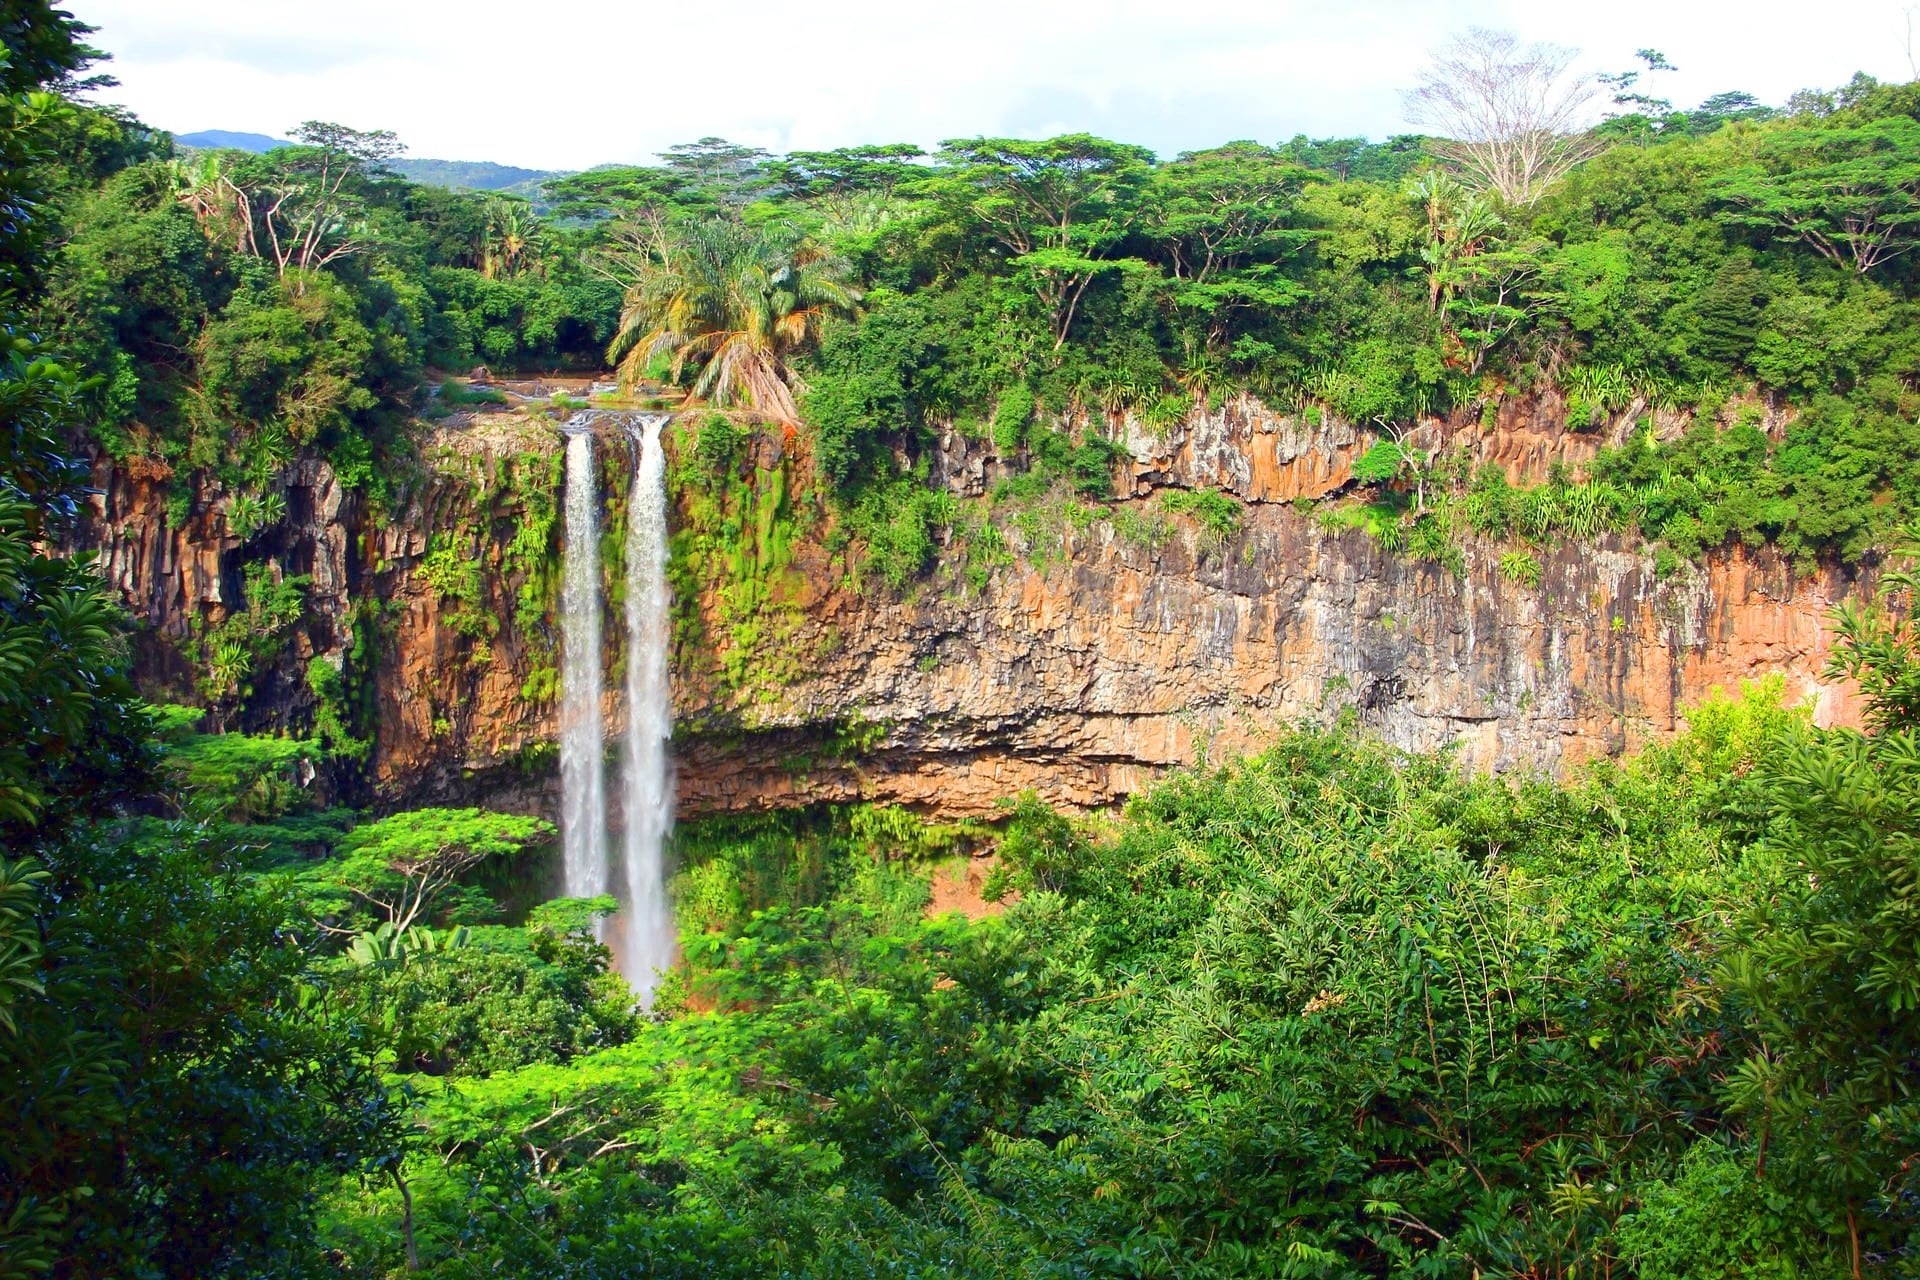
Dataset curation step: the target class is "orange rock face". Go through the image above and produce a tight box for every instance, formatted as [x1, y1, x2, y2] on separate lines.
[76, 399, 1870, 821]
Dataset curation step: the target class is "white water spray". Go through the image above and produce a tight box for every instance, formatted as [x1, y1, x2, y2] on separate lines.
[558, 421, 607, 904]
[620, 414, 676, 1005]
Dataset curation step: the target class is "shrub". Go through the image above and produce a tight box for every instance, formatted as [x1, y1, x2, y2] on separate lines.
[1161, 487, 1242, 543]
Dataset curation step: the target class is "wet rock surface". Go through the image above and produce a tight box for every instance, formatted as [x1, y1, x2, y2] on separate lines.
[76, 397, 1868, 819]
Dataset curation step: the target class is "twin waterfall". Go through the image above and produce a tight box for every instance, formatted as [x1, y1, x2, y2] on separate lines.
[557, 412, 676, 1007]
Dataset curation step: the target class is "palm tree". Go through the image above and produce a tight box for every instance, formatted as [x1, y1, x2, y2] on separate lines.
[480, 198, 544, 280]
[601, 216, 859, 422]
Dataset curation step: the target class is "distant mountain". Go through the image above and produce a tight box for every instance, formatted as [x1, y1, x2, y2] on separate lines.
[174, 131, 564, 197]
[176, 129, 292, 153]
[391, 158, 559, 195]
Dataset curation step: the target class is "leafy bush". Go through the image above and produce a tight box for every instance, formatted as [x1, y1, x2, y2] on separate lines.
[437, 378, 508, 407]
[337, 931, 635, 1076]
[1160, 486, 1242, 542]
[841, 473, 956, 591]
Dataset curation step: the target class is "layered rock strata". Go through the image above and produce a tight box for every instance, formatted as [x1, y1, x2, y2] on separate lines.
[76, 397, 1867, 819]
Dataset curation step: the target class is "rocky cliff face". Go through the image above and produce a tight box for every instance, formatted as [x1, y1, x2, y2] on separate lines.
[78, 396, 1868, 819]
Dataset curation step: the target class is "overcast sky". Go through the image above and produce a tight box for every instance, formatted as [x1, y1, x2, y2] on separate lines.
[67, 0, 1919, 171]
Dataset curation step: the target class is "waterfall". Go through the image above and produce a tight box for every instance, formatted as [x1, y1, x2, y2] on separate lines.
[558, 420, 607, 906]
[620, 413, 676, 1005]
[555, 411, 678, 1007]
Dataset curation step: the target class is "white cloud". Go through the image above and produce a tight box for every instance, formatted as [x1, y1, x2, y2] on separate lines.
[69, 0, 1916, 170]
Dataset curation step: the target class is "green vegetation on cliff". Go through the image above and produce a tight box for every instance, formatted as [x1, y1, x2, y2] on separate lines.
[11, 7, 1920, 1277]
[36, 43, 1920, 589]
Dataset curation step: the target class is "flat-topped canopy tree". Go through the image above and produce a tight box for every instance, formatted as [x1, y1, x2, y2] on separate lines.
[919, 134, 1156, 350]
[541, 165, 694, 221]
[771, 143, 928, 199]
[659, 136, 776, 206]
[1713, 115, 1920, 275]
[302, 807, 555, 935]
[1146, 141, 1318, 344]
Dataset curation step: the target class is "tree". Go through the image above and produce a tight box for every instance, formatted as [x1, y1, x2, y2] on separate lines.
[772, 143, 928, 199]
[0, 20, 396, 1273]
[1277, 133, 1429, 183]
[1713, 116, 1920, 275]
[1408, 170, 1546, 374]
[659, 136, 775, 205]
[602, 216, 859, 420]
[221, 120, 403, 285]
[0, 7, 151, 843]
[1599, 47, 1678, 116]
[1145, 143, 1315, 347]
[921, 134, 1155, 349]
[1719, 524, 1920, 1276]
[1405, 27, 1605, 207]
[305, 807, 555, 935]
[480, 196, 543, 280]
[0, 858, 46, 1036]
[540, 164, 693, 220]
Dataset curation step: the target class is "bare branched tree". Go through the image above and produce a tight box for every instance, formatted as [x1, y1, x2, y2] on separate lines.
[1405, 28, 1605, 207]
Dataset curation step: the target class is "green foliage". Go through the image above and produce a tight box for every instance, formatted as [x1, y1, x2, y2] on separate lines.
[1714, 533, 1920, 1267]
[496, 448, 562, 701]
[315, 692, 1892, 1277]
[305, 655, 371, 761]
[424, 266, 620, 371]
[1351, 437, 1413, 485]
[1159, 485, 1243, 543]
[990, 381, 1033, 451]
[154, 702, 318, 818]
[603, 216, 858, 420]
[335, 926, 635, 1077]
[0, 17, 384, 1279]
[28, 23, 1920, 1272]
[436, 377, 508, 407]
[669, 804, 967, 941]
[919, 133, 1156, 349]
[840, 470, 956, 592]
[185, 562, 308, 705]
[1024, 421, 1126, 497]
[1499, 547, 1543, 586]
[416, 533, 495, 646]
[0, 856, 48, 1037]
[1713, 116, 1920, 274]
[296, 807, 554, 935]
[3, 817, 396, 1279]
[666, 427, 810, 692]
[1615, 1142, 1819, 1278]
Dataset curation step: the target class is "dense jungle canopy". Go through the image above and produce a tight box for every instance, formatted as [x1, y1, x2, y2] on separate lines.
[5, 2, 1920, 1276]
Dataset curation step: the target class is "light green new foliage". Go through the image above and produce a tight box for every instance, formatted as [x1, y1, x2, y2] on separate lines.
[298, 807, 554, 934]
[415, 535, 492, 644]
[1499, 548, 1542, 586]
[668, 420, 812, 696]
[1160, 486, 1243, 545]
[153, 702, 318, 819]
[187, 562, 309, 705]
[1616, 1142, 1816, 1279]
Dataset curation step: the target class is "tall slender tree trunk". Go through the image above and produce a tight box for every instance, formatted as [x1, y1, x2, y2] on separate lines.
[393, 1168, 419, 1272]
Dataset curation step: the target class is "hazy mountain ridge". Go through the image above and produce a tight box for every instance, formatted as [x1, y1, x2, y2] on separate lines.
[174, 128, 290, 151]
[176, 130, 562, 195]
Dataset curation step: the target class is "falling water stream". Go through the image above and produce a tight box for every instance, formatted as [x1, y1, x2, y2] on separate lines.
[557, 411, 677, 1008]
[620, 414, 676, 1005]
[558, 421, 607, 904]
